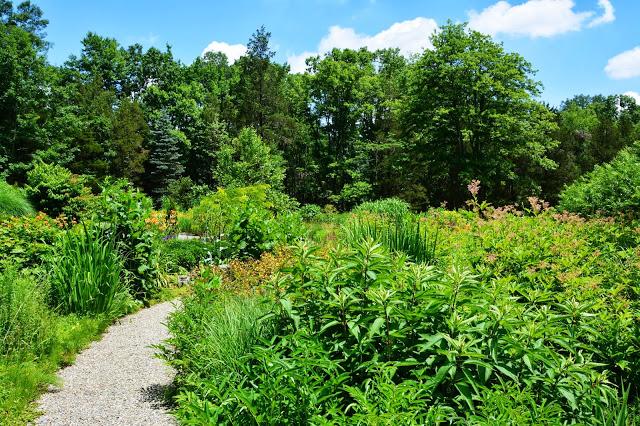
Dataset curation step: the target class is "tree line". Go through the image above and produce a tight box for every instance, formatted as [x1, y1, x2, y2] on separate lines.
[2, 1, 639, 209]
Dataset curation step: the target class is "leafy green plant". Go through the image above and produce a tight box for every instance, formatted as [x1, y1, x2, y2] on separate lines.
[164, 211, 639, 424]
[25, 162, 91, 219]
[159, 274, 277, 423]
[0, 181, 34, 217]
[165, 177, 210, 211]
[214, 127, 286, 190]
[160, 239, 220, 273]
[0, 213, 62, 270]
[559, 147, 640, 218]
[190, 185, 303, 259]
[50, 225, 130, 316]
[300, 204, 322, 221]
[84, 179, 160, 300]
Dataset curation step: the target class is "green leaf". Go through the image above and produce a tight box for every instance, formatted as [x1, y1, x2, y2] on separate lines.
[368, 317, 385, 339]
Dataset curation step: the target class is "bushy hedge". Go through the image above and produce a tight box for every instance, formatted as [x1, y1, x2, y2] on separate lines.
[0, 213, 62, 270]
[559, 147, 640, 218]
[299, 203, 322, 221]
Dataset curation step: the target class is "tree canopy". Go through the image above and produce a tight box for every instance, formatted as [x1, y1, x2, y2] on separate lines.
[1, 4, 639, 210]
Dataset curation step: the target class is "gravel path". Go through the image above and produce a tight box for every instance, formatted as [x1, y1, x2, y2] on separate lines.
[36, 301, 178, 426]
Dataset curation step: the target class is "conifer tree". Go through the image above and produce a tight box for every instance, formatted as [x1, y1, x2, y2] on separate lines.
[146, 112, 185, 199]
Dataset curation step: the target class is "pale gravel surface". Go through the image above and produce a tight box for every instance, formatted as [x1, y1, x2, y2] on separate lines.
[35, 301, 178, 426]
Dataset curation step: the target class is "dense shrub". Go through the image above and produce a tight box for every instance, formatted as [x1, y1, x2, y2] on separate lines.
[214, 128, 286, 190]
[165, 177, 210, 211]
[299, 204, 322, 221]
[25, 162, 90, 219]
[0, 213, 62, 270]
[190, 185, 303, 259]
[164, 210, 640, 424]
[160, 239, 218, 273]
[559, 147, 640, 217]
[353, 197, 411, 219]
[0, 181, 34, 217]
[0, 269, 54, 357]
[84, 179, 160, 300]
[50, 226, 130, 316]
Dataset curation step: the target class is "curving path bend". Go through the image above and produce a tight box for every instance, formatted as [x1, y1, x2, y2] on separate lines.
[36, 301, 178, 426]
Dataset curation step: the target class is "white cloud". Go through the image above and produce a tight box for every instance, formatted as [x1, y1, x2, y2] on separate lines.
[588, 0, 615, 27]
[201, 41, 246, 62]
[468, 0, 614, 38]
[287, 17, 438, 73]
[287, 51, 317, 74]
[623, 91, 640, 104]
[605, 46, 640, 79]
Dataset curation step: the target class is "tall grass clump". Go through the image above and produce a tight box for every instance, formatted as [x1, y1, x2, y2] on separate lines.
[50, 226, 128, 316]
[344, 215, 437, 264]
[0, 181, 34, 217]
[160, 275, 274, 423]
[163, 276, 272, 378]
[353, 197, 411, 219]
[0, 269, 54, 357]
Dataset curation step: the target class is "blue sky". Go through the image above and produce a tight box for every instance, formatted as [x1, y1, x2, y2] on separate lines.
[37, 0, 640, 107]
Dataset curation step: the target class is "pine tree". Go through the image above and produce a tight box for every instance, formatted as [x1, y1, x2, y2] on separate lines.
[146, 112, 185, 200]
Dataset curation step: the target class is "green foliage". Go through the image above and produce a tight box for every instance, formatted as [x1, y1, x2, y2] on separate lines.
[0, 213, 62, 270]
[190, 185, 303, 259]
[214, 127, 286, 190]
[0, 313, 110, 422]
[0, 1, 49, 182]
[159, 276, 274, 424]
[542, 94, 640, 201]
[25, 162, 90, 219]
[344, 215, 437, 264]
[84, 179, 160, 300]
[160, 239, 218, 273]
[110, 98, 149, 184]
[333, 180, 372, 209]
[0, 181, 34, 217]
[165, 176, 210, 211]
[0, 269, 54, 358]
[559, 147, 640, 217]
[49, 225, 130, 316]
[400, 23, 558, 207]
[146, 112, 186, 200]
[165, 210, 640, 424]
[353, 198, 411, 219]
[2, 3, 640, 211]
[300, 204, 322, 221]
